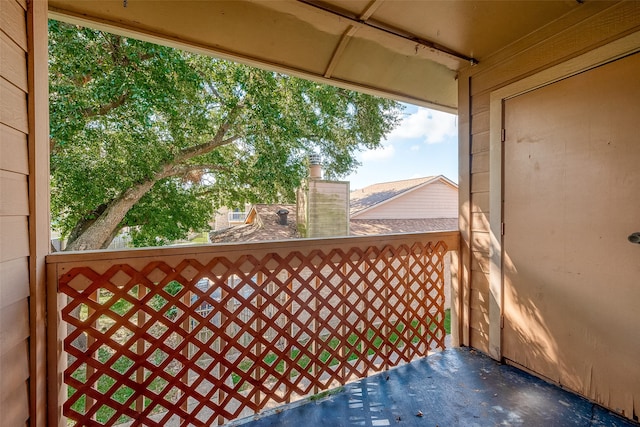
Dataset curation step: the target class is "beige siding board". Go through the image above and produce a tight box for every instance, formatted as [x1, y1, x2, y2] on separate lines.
[471, 192, 489, 213]
[471, 270, 490, 294]
[0, 342, 29, 404]
[0, 78, 28, 133]
[471, 151, 489, 174]
[0, 123, 28, 174]
[471, 172, 489, 193]
[471, 92, 490, 114]
[470, 289, 488, 313]
[0, 31, 27, 91]
[471, 212, 489, 233]
[0, 216, 29, 262]
[0, 1, 31, 425]
[470, 304, 489, 333]
[0, 299, 29, 354]
[471, 109, 490, 135]
[0, 170, 28, 216]
[0, 300, 29, 427]
[470, 327, 489, 354]
[469, 2, 640, 95]
[470, 251, 490, 274]
[471, 131, 489, 154]
[355, 181, 458, 220]
[0, 257, 29, 308]
[459, 241, 471, 347]
[471, 231, 490, 253]
[0, 376, 29, 427]
[0, 0, 27, 50]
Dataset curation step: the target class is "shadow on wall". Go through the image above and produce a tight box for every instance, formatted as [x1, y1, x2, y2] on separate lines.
[502, 249, 640, 422]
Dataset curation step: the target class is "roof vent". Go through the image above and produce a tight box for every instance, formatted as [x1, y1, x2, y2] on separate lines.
[276, 209, 289, 225]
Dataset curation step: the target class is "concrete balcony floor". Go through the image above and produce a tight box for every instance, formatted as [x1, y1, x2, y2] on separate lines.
[239, 347, 636, 427]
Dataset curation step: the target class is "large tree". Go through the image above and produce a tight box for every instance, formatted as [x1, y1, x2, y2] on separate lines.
[49, 21, 402, 251]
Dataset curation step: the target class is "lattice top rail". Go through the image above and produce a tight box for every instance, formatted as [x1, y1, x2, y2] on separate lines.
[47, 231, 459, 271]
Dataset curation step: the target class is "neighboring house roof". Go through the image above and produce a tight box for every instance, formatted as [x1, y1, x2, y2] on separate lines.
[210, 175, 459, 243]
[349, 175, 457, 217]
[209, 204, 298, 243]
[350, 218, 458, 236]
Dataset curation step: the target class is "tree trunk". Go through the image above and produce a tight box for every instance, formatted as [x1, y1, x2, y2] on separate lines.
[65, 179, 157, 251]
[63, 119, 239, 251]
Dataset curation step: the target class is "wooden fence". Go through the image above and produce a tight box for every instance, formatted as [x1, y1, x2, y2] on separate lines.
[46, 232, 458, 426]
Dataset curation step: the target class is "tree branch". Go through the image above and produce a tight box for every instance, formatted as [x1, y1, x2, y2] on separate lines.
[175, 134, 242, 163]
[173, 100, 245, 163]
[63, 99, 246, 251]
[158, 163, 231, 180]
[205, 81, 223, 100]
[81, 92, 129, 118]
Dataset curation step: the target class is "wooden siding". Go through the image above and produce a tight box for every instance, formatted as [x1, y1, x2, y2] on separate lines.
[0, 123, 28, 174]
[0, 0, 48, 425]
[0, 0, 29, 425]
[467, 87, 491, 351]
[354, 181, 458, 220]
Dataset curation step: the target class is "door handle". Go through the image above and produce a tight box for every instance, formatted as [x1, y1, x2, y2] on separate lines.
[628, 232, 640, 244]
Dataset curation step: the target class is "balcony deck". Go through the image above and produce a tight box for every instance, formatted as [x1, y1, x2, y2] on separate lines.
[243, 347, 636, 427]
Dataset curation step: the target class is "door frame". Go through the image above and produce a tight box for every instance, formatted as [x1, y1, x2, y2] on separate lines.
[485, 31, 640, 361]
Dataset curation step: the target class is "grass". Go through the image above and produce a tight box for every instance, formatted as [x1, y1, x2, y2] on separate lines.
[230, 311, 452, 386]
[69, 346, 172, 424]
[190, 232, 210, 244]
[69, 286, 183, 424]
[309, 386, 345, 401]
[444, 308, 451, 335]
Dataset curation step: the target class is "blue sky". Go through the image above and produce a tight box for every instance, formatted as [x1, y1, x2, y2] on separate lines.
[344, 103, 458, 190]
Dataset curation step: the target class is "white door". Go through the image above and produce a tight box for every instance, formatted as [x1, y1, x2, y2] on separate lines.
[503, 52, 640, 419]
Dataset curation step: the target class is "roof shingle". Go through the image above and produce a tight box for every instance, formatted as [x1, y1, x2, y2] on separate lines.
[210, 204, 298, 243]
[350, 218, 458, 236]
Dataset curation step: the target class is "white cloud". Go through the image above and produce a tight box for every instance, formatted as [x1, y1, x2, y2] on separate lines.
[388, 108, 457, 144]
[361, 143, 395, 161]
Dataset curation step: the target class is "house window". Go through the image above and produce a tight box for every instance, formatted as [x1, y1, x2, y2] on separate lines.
[228, 209, 247, 222]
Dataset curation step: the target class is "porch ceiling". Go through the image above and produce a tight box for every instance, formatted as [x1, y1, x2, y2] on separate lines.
[48, 0, 581, 112]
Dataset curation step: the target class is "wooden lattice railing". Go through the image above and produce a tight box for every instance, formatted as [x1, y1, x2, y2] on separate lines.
[46, 232, 459, 426]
